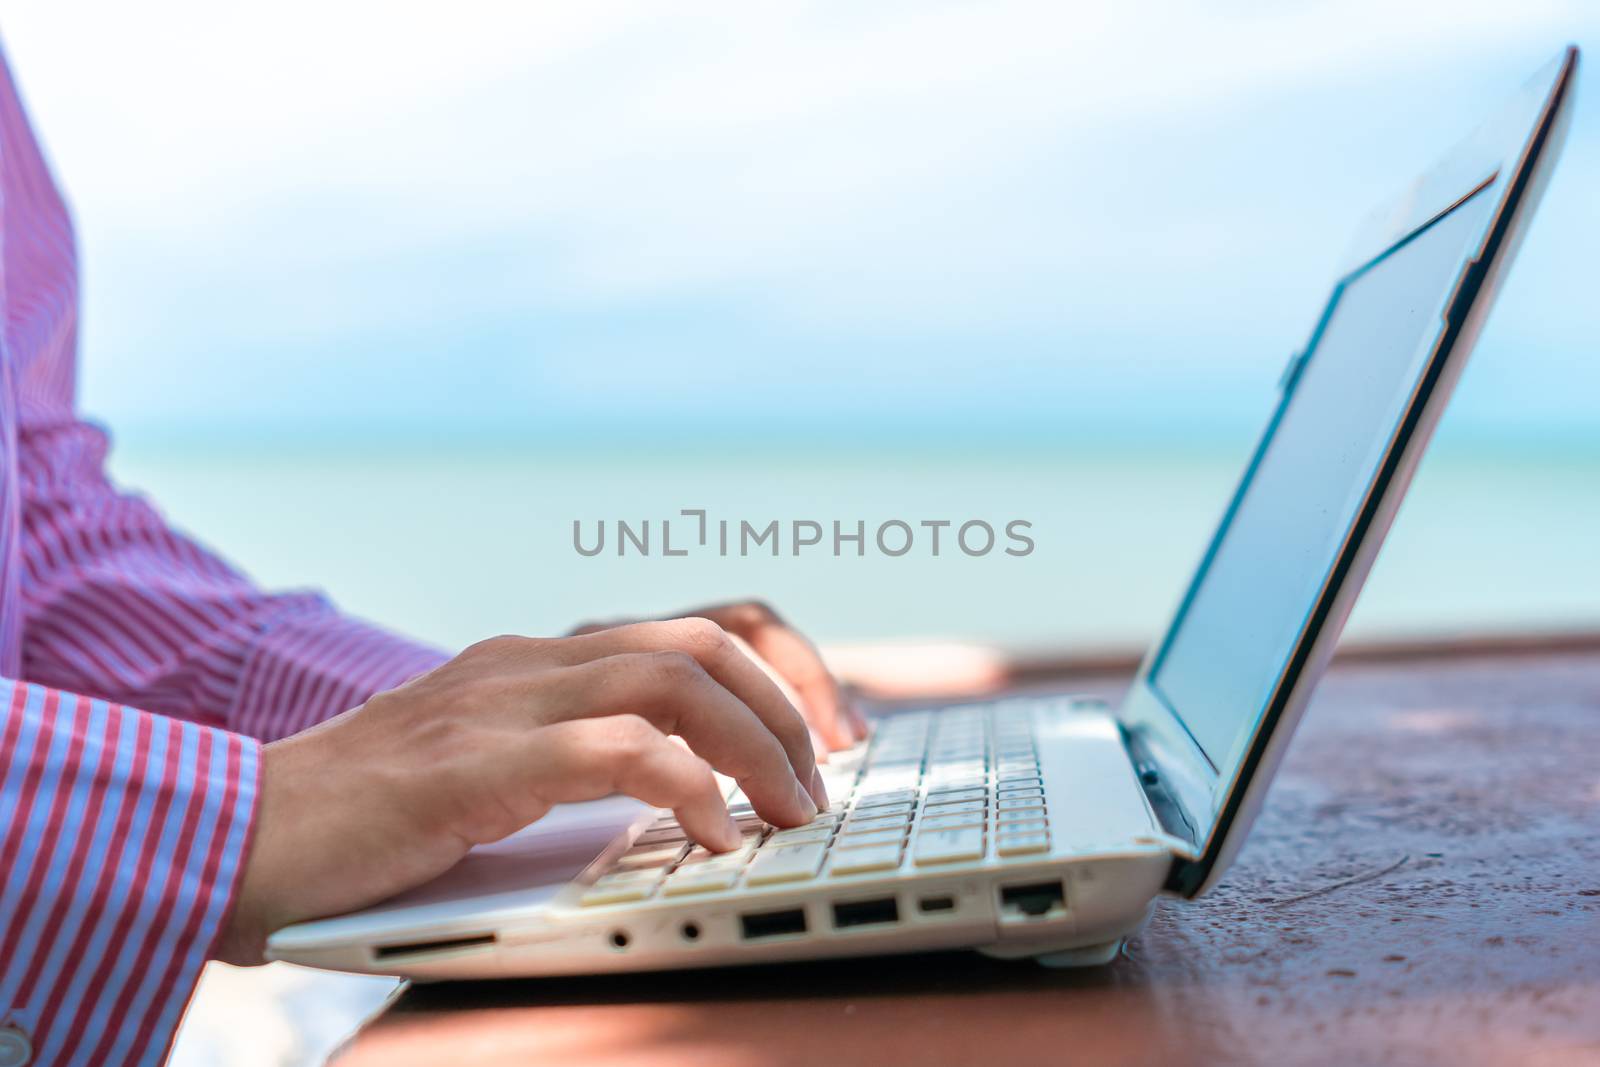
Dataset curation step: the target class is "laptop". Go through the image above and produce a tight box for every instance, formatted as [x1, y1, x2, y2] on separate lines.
[268, 47, 1578, 978]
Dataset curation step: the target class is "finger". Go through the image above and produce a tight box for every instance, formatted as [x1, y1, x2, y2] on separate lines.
[845, 696, 870, 738]
[518, 716, 742, 852]
[566, 617, 634, 637]
[724, 632, 830, 765]
[695, 602, 858, 749]
[553, 618, 825, 807]
[540, 652, 818, 827]
[560, 607, 857, 750]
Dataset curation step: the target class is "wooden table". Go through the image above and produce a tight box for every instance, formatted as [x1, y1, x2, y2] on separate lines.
[336, 640, 1600, 1067]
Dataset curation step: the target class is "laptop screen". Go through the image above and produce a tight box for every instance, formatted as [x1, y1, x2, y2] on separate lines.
[1145, 180, 1496, 783]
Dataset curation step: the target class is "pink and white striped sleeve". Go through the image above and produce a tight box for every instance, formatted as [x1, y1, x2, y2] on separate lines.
[0, 677, 257, 1066]
[15, 418, 449, 741]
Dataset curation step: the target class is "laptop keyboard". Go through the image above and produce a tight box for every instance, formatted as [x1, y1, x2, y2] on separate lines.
[579, 701, 1052, 907]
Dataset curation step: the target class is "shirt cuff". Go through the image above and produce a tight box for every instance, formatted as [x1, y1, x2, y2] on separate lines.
[224, 607, 449, 741]
[0, 679, 260, 1067]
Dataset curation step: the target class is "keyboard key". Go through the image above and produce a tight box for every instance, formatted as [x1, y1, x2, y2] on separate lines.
[835, 827, 904, 848]
[679, 842, 756, 868]
[633, 828, 688, 847]
[767, 827, 834, 846]
[580, 869, 662, 906]
[869, 751, 923, 764]
[593, 868, 662, 887]
[613, 843, 687, 870]
[857, 786, 919, 804]
[927, 780, 987, 796]
[842, 824, 909, 844]
[913, 828, 986, 865]
[927, 761, 986, 781]
[746, 843, 827, 885]
[848, 801, 914, 818]
[998, 796, 1047, 812]
[919, 810, 985, 831]
[998, 815, 1046, 833]
[854, 789, 918, 808]
[998, 813, 1047, 831]
[926, 786, 986, 804]
[662, 868, 741, 895]
[844, 811, 912, 831]
[791, 812, 842, 829]
[997, 785, 1044, 799]
[996, 817, 1048, 835]
[997, 775, 1043, 789]
[829, 845, 903, 875]
[580, 881, 656, 906]
[858, 768, 921, 790]
[922, 799, 984, 817]
[996, 832, 1051, 857]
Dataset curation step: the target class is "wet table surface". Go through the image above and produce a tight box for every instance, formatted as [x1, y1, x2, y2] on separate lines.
[336, 644, 1600, 1067]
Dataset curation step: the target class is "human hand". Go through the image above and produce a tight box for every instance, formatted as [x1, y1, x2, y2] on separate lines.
[571, 600, 866, 750]
[218, 620, 826, 964]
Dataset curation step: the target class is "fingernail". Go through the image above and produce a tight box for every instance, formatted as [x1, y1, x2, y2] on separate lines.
[810, 766, 830, 810]
[793, 779, 819, 822]
[721, 814, 742, 851]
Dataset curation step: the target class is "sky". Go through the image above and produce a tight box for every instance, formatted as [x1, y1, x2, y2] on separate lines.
[1, 0, 1596, 445]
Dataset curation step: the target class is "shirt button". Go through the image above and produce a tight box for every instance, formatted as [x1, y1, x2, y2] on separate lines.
[0, 1026, 30, 1067]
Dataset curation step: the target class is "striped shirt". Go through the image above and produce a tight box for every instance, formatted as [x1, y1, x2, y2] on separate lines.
[0, 41, 448, 1067]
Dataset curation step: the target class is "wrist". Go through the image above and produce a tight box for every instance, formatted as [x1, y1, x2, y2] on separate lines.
[215, 739, 291, 965]
[211, 703, 438, 964]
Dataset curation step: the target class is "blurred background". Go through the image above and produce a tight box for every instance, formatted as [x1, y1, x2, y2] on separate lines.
[2, 0, 1596, 658]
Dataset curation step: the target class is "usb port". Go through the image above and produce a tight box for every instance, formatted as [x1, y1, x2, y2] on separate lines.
[832, 897, 899, 929]
[740, 908, 808, 940]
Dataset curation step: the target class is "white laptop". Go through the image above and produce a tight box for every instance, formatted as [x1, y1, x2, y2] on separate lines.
[269, 48, 1577, 979]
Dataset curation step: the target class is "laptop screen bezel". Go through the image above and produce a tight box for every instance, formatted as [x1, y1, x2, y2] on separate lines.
[1115, 48, 1578, 898]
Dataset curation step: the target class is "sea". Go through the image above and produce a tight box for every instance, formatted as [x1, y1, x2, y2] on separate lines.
[105, 428, 1600, 658]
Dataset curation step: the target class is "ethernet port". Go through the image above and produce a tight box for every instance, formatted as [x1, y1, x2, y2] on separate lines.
[999, 880, 1066, 920]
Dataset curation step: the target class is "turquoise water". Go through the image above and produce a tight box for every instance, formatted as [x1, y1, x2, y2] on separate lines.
[105, 433, 1600, 655]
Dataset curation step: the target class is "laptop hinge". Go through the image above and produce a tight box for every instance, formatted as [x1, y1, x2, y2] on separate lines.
[1120, 723, 1201, 862]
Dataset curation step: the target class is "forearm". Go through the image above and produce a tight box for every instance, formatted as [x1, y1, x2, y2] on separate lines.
[17, 419, 447, 737]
